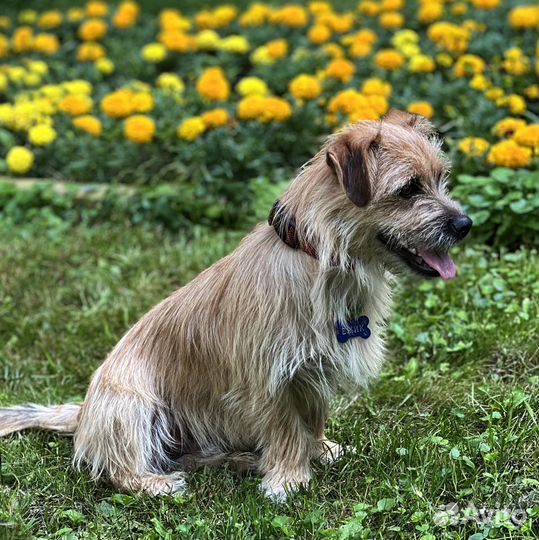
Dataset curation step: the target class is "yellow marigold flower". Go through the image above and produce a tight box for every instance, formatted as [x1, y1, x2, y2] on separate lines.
[506, 94, 526, 115]
[38, 10, 63, 29]
[487, 140, 532, 168]
[12, 26, 34, 53]
[451, 3, 468, 16]
[271, 5, 308, 27]
[33, 33, 60, 55]
[23, 72, 41, 87]
[485, 87, 504, 101]
[326, 58, 356, 82]
[289, 74, 322, 101]
[380, 12, 404, 29]
[201, 108, 229, 129]
[469, 74, 490, 91]
[524, 85, 539, 100]
[196, 29, 221, 50]
[219, 35, 249, 54]
[95, 57, 115, 74]
[358, 1, 380, 16]
[213, 5, 238, 27]
[196, 67, 230, 101]
[428, 22, 469, 54]
[67, 8, 86, 23]
[159, 9, 189, 31]
[177, 116, 206, 141]
[418, 2, 444, 23]
[236, 77, 269, 97]
[124, 115, 155, 144]
[381, 0, 403, 11]
[454, 54, 485, 78]
[408, 54, 435, 73]
[509, 5, 539, 29]
[6, 146, 34, 174]
[28, 123, 57, 146]
[7, 66, 26, 84]
[27, 60, 48, 75]
[362, 78, 391, 97]
[513, 125, 539, 151]
[374, 49, 405, 70]
[391, 29, 419, 47]
[156, 73, 184, 93]
[239, 3, 271, 26]
[77, 42, 106, 62]
[18, 10, 38, 25]
[407, 101, 434, 119]
[399, 43, 420, 58]
[101, 89, 133, 118]
[503, 50, 530, 76]
[63, 79, 93, 95]
[79, 18, 107, 41]
[141, 43, 166, 62]
[86, 1, 109, 17]
[131, 92, 154, 113]
[309, 1, 332, 14]
[458, 137, 489, 157]
[73, 115, 102, 136]
[59, 94, 93, 116]
[308, 24, 331, 44]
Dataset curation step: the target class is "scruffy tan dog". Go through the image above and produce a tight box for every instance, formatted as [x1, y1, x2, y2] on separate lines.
[0, 110, 471, 500]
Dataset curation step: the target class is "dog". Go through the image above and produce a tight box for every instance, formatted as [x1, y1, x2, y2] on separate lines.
[0, 110, 472, 501]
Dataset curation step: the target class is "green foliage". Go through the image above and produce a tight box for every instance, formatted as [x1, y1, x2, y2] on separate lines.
[452, 168, 539, 248]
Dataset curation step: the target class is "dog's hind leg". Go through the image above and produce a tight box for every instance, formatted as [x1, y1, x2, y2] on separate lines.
[73, 369, 187, 496]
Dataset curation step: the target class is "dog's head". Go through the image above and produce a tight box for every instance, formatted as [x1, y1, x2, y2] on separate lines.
[325, 109, 472, 280]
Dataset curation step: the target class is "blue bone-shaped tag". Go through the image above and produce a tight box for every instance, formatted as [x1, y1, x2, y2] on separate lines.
[335, 316, 371, 343]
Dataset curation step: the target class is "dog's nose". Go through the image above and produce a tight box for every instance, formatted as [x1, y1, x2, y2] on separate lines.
[449, 215, 472, 239]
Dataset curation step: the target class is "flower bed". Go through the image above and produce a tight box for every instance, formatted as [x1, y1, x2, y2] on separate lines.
[0, 0, 537, 229]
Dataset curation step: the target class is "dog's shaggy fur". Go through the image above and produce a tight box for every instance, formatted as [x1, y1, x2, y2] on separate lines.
[0, 110, 471, 500]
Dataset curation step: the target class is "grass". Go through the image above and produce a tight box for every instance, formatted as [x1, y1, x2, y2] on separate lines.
[0, 216, 538, 540]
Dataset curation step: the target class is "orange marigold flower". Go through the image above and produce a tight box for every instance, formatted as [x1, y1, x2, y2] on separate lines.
[407, 101, 434, 118]
[289, 74, 322, 101]
[33, 33, 60, 55]
[124, 115, 155, 143]
[308, 24, 331, 44]
[201, 108, 230, 128]
[374, 49, 405, 70]
[77, 42, 106, 62]
[79, 18, 107, 41]
[59, 94, 93, 116]
[326, 58, 356, 82]
[101, 89, 134, 118]
[73, 115, 102, 136]
[86, 1, 109, 17]
[196, 67, 230, 101]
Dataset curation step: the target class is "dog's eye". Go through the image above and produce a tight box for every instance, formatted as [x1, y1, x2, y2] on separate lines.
[398, 177, 423, 199]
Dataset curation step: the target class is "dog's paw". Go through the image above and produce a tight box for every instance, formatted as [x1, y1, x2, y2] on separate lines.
[260, 483, 289, 502]
[140, 472, 188, 496]
[316, 439, 353, 464]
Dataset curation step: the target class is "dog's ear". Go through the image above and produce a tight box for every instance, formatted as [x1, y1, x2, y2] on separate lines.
[384, 108, 434, 136]
[326, 132, 378, 207]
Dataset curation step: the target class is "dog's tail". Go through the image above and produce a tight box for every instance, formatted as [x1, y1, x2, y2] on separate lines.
[0, 403, 81, 437]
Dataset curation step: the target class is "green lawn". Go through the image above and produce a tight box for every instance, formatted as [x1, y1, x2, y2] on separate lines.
[0, 217, 538, 540]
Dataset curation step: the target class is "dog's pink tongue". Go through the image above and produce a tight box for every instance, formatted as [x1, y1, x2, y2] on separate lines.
[418, 248, 457, 280]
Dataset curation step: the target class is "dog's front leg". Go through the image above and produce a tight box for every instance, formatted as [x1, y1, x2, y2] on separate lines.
[257, 401, 315, 502]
